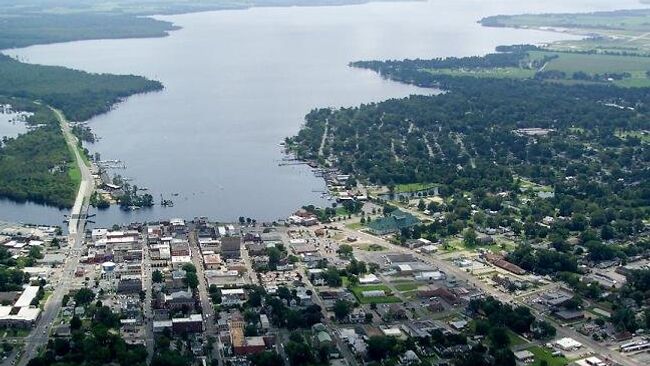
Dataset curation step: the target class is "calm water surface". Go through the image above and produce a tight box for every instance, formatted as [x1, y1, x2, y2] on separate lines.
[1, 0, 646, 226]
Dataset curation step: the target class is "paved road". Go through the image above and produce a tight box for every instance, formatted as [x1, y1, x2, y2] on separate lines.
[53, 108, 94, 238]
[334, 225, 640, 366]
[18, 109, 94, 366]
[188, 230, 223, 366]
[297, 262, 359, 366]
[141, 236, 155, 364]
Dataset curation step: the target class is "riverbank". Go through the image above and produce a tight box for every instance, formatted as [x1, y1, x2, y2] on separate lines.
[1, 0, 635, 227]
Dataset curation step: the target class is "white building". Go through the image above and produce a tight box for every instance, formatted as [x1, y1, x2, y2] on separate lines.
[359, 274, 380, 284]
[555, 337, 582, 351]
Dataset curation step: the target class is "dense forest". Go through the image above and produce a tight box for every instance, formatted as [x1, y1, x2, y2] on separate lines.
[0, 55, 162, 121]
[0, 97, 77, 208]
[0, 13, 178, 50]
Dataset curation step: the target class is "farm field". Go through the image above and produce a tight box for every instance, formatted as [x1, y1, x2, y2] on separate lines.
[421, 50, 650, 87]
[530, 51, 650, 74]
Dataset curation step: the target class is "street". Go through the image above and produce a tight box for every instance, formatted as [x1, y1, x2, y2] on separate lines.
[17, 108, 94, 366]
[333, 224, 641, 366]
[188, 230, 223, 366]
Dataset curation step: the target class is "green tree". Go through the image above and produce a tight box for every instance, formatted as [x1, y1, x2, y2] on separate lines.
[184, 272, 199, 290]
[463, 228, 478, 247]
[333, 300, 352, 321]
[74, 288, 95, 305]
[152, 269, 164, 283]
[367, 336, 397, 361]
[249, 351, 284, 366]
[337, 244, 353, 258]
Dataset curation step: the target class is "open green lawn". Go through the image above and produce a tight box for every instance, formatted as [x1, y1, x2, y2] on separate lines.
[526, 346, 568, 366]
[67, 162, 81, 188]
[518, 177, 553, 193]
[506, 329, 528, 346]
[345, 222, 364, 230]
[394, 182, 437, 193]
[350, 284, 402, 304]
[394, 283, 420, 292]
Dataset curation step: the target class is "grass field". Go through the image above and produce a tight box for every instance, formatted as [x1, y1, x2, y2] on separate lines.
[506, 329, 528, 346]
[423, 49, 650, 87]
[530, 51, 650, 74]
[394, 183, 437, 193]
[394, 283, 420, 292]
[518, 177, 553, 193]
[481, 9, 650, 55]
[345, 222, 364, 230]
[526, 346, 568, 366]
[67, 162, 81, 188]
[350, 284, 402, 304]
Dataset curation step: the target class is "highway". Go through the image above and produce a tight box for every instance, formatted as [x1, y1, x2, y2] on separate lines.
[17, 108, 94, 366]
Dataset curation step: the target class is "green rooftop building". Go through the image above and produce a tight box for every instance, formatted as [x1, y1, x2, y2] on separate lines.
[366, 209, 420, 235]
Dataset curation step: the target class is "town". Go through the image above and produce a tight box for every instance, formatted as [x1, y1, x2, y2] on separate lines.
[1, 178, 648, 366]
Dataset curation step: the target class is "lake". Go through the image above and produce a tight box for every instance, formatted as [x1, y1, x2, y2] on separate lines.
[1, 0, 645, 227]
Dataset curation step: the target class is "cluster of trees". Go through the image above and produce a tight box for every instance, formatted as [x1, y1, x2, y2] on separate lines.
[300, 201, 361, 222]
[90, 192, 110, 209]
[283, 332, 329, 366]
[28, 304, 146, 366]
[232, 285, 324, 331]
[208, 284, 222, 304]
[0, 267, 28, 291]
[117, 184, 154, 210]
[507, 244, 578, 275]
[351, 50, 530, 72]
[468, 297, 537, 336]
[265, 295, 322, 330]
[460, 297, 555, 366]
[182, 263, 199, 290]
